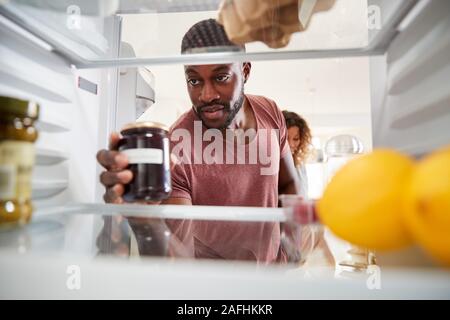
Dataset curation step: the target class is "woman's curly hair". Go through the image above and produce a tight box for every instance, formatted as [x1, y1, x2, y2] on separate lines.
[282, 110, 312, 167]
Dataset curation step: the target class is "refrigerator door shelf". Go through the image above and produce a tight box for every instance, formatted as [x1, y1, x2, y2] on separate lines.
[32, 180, 68, 199]
[0, 0, 419, 68]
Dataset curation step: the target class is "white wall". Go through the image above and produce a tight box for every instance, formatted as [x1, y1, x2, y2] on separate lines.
[247, 57, 373, 151]
[132, 59, 372, 152]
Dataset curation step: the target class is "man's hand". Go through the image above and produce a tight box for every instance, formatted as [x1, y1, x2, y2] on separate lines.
[96, 132, 134, 204]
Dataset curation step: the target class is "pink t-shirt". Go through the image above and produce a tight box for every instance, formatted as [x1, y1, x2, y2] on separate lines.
[167, 94, 290, 263]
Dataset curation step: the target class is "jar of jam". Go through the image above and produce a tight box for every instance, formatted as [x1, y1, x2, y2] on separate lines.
[118, 121, 171, 202]
[0, 96, 39, 228]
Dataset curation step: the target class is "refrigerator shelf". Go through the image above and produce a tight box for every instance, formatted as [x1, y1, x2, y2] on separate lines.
[0, 237, 449, 299]
[36, 147, 69, 165]
[34, 202, 287, 222]
[32, 180, 68, 199]
[0, 0, 420, 68]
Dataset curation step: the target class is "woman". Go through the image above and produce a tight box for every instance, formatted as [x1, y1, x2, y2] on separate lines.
[282, 110, 312, 199]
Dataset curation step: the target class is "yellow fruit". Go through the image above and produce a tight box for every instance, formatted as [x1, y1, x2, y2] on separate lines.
[317, 149, 415, 251]
[402, 146, 450, 267]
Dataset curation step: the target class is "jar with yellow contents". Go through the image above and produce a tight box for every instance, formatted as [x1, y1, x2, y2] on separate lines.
[0, 96, 39, 228]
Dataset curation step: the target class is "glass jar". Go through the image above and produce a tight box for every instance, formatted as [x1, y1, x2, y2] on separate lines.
[0, 96, 39, 228]
[118, 121, 171, 202]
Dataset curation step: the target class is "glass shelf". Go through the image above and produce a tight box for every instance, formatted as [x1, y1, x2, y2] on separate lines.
[1, 203, 449, 299]
[0, 0, 419, 68]
[35, 202, 287, 222]
[0, 203, 318, 266]
[1, 202, 449, 299]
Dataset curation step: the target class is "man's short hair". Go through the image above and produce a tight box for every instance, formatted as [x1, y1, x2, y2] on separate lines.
[181, 18, 245, 54]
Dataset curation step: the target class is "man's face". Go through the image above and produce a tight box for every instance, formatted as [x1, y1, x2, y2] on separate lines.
[184, 63, 249, 129]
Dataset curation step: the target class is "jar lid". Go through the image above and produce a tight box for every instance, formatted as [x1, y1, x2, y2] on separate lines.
[121, 121, 169, 133]
[0, 96, 40, 119]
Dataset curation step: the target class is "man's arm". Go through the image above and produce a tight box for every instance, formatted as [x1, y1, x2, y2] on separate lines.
[278, 153, 301, 195]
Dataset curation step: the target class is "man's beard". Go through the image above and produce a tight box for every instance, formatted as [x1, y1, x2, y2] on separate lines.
[194, 88, 245, 130]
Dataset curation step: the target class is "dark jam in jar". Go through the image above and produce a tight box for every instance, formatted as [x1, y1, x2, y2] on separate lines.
[118, 122, 171, 202]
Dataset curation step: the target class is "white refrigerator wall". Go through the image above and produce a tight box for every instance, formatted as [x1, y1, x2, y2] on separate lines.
[370, 0, 450, 156]
[1, 17, 122, 210]
[0, 17, 121, 254]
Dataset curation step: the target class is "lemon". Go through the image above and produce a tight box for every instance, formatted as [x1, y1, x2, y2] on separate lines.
[317, 149, 415, 251]
[402, 146, 450, 267]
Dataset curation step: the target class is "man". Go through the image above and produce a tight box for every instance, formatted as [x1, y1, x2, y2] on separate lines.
[97, 19, 300, 263]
